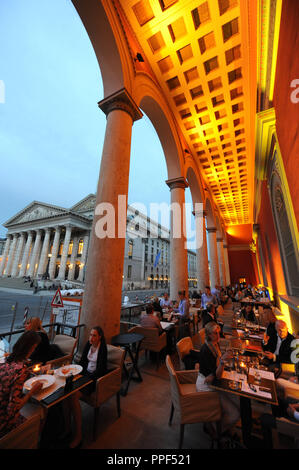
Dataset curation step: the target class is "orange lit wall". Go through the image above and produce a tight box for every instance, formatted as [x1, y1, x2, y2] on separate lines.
[228, 249, 258, 286]
[226, 224, 258, 286]
[256, 181, 287, 295]
[274, 0, 299, 231]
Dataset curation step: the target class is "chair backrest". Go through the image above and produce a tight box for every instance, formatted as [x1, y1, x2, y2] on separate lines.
[176, 337, 194, 362]
[107, 344, 125, 370]
[198, 328, 205, 346]
[217, 305, 224, 316]
[53, 334, 77, 356]
[0, 414, 40, 449]
[165, 355, 181, 412]
[128, 325, 161, 351]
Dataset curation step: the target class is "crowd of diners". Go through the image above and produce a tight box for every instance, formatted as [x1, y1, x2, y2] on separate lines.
[0, 282, 298, 449]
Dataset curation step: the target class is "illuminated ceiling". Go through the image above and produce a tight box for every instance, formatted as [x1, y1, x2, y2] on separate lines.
[118, 0, 257, 227]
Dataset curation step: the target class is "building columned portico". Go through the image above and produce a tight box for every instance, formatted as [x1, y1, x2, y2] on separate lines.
[0, 196, 94, 282]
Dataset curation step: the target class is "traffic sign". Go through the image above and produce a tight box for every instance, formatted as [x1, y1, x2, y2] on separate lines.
[51, 288, 64, 308]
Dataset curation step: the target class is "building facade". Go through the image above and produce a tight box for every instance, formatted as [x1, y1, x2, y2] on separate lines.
[0, 194, 197, 289]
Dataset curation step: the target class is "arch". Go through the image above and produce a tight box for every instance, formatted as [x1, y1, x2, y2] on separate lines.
[205, 197, 216, 229]
[72, 0, 130, 97]
[185, 162, 205, 209]
[133, 73, 184, 179]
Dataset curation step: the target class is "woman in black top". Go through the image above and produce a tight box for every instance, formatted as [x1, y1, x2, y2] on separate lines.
[63, 326, 107, 448]
[196, 322, 240, 439]
[79, 326, 107, 388]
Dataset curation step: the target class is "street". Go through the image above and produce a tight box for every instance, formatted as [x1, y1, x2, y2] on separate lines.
[0, 286, 178, 336]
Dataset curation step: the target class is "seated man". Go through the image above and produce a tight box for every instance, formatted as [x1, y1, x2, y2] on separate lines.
[159, 292, 172, 309]
[152, 296, 163, 319]
[262, 320, 295, 365]
[140, 304, 163, 334]
[240, 304, 257, 323]
[201, 286, 218, 309]
[201, 304, 225, 337]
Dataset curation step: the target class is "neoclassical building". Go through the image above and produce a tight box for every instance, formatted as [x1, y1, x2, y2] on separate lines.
[0, 194, 198, 289]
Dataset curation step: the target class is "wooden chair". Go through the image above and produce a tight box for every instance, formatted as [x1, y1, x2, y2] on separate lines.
[0, 414, 41, 449]
[165, 355, 221, 448]
[176, 337, 195, 370]
[79, 344, 126, 440]
[128, 325, 167, 370]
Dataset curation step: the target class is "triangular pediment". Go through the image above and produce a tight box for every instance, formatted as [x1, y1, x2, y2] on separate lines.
[70, 194, 96, 213]
[4, 202, 68, 227]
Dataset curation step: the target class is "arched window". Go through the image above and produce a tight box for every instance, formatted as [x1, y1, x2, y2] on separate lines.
[271, 170, 299, 296]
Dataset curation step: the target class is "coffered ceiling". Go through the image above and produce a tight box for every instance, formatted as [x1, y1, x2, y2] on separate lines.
[118, 0, 257, 227]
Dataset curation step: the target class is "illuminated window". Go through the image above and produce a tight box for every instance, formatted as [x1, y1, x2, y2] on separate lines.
[68, 241, 73, 256]
[58, 243, 63, 256]
[78, 239, 84, 255]
[128, 240, 133, 259]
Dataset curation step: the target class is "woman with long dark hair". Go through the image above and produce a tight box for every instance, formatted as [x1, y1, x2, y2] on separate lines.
[0, 331, 43, 437]
[63, 326, 107, 448]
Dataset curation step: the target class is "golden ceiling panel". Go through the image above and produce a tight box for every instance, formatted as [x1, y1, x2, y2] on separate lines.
[119, 0, 257, 226]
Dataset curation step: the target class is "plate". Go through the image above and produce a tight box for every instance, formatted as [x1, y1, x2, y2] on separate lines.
[55, 364, 83, 378]
[24, 374, 56, 391]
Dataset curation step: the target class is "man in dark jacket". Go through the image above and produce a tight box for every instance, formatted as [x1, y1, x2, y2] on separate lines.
[262, 320, 294, 364]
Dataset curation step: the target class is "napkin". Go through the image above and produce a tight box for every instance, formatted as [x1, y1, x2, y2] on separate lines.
[249, 368, 275, 381]
[241, 382, 272, 399]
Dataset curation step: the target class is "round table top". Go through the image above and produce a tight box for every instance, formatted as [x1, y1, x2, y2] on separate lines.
[111, 333, 144, 346]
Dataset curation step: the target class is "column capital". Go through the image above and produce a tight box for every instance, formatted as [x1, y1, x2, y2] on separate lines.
[207, 227, 217, 233]
[223, 244, 228, 249]
[54, 225, 62, 231]
[216, 237, 223, 242]
[165, 177, 189, 191]
[98, 88, 143, 122]
[192, 209, 207, 218]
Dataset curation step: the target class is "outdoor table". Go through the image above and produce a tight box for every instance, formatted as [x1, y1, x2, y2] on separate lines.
[111, 332, 144, 396]
[121, 302, 148, 323]
[211, 364, 278, 447]
[25, 373, 93, 409]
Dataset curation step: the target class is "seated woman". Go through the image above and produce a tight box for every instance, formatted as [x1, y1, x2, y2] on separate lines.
[25, 317, 63, 364]
[196, 322, 240, 445]
[62, 326, 107, 448]
[0, 331, 43, 437]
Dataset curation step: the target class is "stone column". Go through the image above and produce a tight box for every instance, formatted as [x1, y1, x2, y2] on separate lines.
[4, 233, 18, 276]
[223, 243, 231, 286]
[0, 235, 12, 276]
[78, 234, 90, 282]
[48, 226, 61, 279]
[207, 227, 220, 289]
[37, 229, 51, 277]
[165, 177, 189, 302]
[11, 233, 26, 277]
[80, 88, 142, 347]
[68, 236, 79, 281]
[193, 210, 210, 292]
[57, 225, 72, 280]
[140, 239, 146, 286]
[217, 237, 226, 287]
[19, 232, 33, 277]
[28, 230, 42, 277]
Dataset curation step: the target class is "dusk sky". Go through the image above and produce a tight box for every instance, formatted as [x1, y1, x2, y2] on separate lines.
[0, 0, 195, 244]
